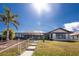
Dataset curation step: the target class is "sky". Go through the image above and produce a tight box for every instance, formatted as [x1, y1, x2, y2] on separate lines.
[0, 3, 79, 32]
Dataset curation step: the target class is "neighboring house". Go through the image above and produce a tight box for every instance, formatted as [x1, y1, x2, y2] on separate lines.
[46, 28, 73, 41]
[70, 32, 79, 40]
[15, 32, 25, 39]
[24, 32, 44, 39]
[15, 32, 45, 39]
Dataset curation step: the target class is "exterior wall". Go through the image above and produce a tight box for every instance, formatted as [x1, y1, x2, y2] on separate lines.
[49, 33, 56, 40]
[48, 33, 71, 41]
[49, 34, 51, 39]
[66, 34, 70, 40]
[70, 35, 79, 40]
[52, 33, 56, 39]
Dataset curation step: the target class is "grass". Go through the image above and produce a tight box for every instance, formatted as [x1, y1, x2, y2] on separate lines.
[33, 40, 79, 56]
[0, 47, 20, 56]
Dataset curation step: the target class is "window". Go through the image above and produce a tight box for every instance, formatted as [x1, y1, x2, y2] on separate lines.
[56, 33, 66, 39]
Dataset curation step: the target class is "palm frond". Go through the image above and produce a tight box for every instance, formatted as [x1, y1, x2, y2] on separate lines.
[12, 23, 18, 30]
[4, 7, 10, 14]
[4, 7, 11, 19]
[12, 19, 19, 25]
[11, 14, 18, 18]
[0, 14, 7, 22]
[11, 19, 19, 30]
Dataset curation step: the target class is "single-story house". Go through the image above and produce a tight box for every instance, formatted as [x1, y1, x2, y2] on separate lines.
[46, 28, 73, 41]
[70, 32, 79, 40]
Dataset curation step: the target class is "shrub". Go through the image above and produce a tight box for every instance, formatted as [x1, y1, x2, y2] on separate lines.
[2, 29, 15, 41]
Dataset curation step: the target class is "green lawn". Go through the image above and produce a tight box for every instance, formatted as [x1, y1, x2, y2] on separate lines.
[33, 40, 79, 56]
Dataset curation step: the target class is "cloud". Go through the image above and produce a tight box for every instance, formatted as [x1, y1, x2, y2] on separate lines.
[64, 22, 79, 31]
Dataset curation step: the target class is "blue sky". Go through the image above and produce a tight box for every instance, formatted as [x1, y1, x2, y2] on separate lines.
[0, 3, 79, 32]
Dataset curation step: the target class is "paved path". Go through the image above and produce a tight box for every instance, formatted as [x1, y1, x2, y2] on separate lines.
[20, 51, 34, 56]
[20, 40, 38, 56]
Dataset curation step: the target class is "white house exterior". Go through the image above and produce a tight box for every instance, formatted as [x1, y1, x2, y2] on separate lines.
[70, 32, 79, 40]
[47, 28, 73, 41]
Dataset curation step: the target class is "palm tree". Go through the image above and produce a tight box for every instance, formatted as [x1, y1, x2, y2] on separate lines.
[0, 7, 19, 40]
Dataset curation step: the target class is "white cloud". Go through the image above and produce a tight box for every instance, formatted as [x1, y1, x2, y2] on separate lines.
[64, 22, 79, 31]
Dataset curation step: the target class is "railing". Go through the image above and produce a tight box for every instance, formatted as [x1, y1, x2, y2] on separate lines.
[0, 40, 29, 56]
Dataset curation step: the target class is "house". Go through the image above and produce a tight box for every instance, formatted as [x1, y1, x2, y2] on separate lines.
[15, 32, 25, 39]
[46, 28, 73, 41]
[70, 32, 79, 40]
[15, 32, 45, 39]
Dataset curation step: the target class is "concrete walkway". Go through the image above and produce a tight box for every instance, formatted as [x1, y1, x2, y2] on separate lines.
[20, 40, 38, 56]
[20, 51, 34, 56]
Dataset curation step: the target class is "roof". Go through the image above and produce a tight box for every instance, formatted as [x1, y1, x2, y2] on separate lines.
[70, 32, 79, 36]
[15, 32, 45, 35]
[25, 32, 44, 35]
[47, 28, 73, 33]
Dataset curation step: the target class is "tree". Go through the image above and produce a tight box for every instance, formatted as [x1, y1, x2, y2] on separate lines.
[0, 7, 19, 41]
[2, 28, 15, 41]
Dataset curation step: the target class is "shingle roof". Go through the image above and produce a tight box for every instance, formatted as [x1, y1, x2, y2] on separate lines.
[47, 28, 73, 33]
[70, 32, 79, 36]
[15, 32, 45, 35]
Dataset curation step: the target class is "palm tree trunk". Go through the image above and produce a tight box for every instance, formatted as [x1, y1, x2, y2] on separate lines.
[6, 28, 9, 40]
[6, 20, 9, 41]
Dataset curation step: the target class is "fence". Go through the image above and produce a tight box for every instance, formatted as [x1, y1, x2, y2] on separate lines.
[0, 40, 29, 56]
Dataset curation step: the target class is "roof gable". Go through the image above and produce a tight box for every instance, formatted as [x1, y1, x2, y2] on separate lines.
[48, 28, 73, 33]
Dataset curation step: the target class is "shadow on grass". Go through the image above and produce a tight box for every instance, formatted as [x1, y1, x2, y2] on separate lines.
[38, 39, 79, 43]
[46, 39, 78, 43]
